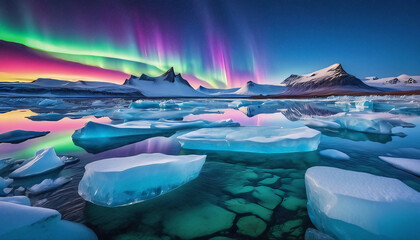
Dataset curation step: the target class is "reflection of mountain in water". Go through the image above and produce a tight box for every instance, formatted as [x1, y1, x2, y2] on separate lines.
[280, 102, 340, 121]
[239, 101, 339, 120]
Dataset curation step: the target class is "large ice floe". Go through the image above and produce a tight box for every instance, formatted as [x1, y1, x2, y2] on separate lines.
[73, 119, 239, 140]
[0, 201, 97, 240]
[177, 126, 321, 153]
[0, 130, 49, 143]
[305, 166, 420, 240]
[305, 112, 415, 135]
[78, 153, 206, 207]
[378, 156, 420, 176]
[9, 148, 64, 178]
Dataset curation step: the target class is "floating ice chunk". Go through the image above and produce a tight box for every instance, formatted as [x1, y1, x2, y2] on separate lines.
[304, 119, 341, 129]
[0, 130, 50, 143]
[27, 113, 65, 121]
[78, 153, 206, 207]
[178, 126, 321, 153]
[73, 119, 239, 140]
[228, 100, 255, 108]
[0, 177, 13, 195]
[38, 99, 60, 106]
[0, 158, 12, 172]
[129, 100, 160, 109]
[0, 201, 97, 240]
[378, 156, 420, 176]
[308, 112, 415, 135]
[305, 166, 420, 240]
[29, 177, 72, 195]
[0, 196, 30, 206]
[159, 100, 179, 109]
[9, 148, 64, 178]
[109, 109, 191, 121]
[319, 149, 350, 160]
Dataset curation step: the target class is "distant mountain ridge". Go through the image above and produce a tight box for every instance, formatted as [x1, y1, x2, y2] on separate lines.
[0, 64, 418, 98]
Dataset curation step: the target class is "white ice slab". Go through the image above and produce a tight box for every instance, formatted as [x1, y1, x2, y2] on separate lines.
[305, 166, 420, 240]
[177, 126, 321, 153]
[78, 153, 206, 207]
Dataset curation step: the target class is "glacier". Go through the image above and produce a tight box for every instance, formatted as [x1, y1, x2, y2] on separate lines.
[378, 156, 420, 176]
[0, 130, 50, 143]
[177, 126, 321, 153]
[305, 166, 420, 240]
[9, 148, 64, 178]
[78, 153, 206, 207]
[0, 201, 97, 240]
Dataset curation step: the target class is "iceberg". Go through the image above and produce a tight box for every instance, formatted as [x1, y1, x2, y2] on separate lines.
[129, 100, 160, 109]
[0, 196, 30, 206]
[319, 149, 350, 160]
[305, 166, 420, 240]
[9, 148, 64, 178]
[304, 119, 341, 129]
[73, 119, 239, 140]
[29, 177, 72, 195]
[378, 156, 420, 176]
[0, 201, 97, 240]
[177, 126, 321, 153]
[0, 177, 13, 195]
[0, 130, 50, 143]
[306, 112, 415, 135]
[78, 153, 206, 207]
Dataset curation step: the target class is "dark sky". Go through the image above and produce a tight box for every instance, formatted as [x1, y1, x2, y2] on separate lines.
[0, 0, 419, 87]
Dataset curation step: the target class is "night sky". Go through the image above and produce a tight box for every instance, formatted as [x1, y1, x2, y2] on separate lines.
[0, 0, 419, 88]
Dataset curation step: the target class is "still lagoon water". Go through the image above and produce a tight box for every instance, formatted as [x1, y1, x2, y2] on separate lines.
[1, 96, 419, 240]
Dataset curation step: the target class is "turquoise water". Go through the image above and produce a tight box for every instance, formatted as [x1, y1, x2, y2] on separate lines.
[0, 96, 419, 240]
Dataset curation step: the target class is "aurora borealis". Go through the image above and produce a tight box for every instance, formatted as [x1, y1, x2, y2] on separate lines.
[0, 0, 419, 88]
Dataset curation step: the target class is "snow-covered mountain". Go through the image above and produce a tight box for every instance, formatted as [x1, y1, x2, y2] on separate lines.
[364, 74, 420, 91]
[234, 81, 287, 96]
[0, 78, 143, 97]
[282, 64, 377, 95]
[123, 67, 206, 97]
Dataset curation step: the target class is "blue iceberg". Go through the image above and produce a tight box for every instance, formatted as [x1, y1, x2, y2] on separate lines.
[9, 148, 64, 178]
[0, 201, 97, 240]
[177, 126, 321, 153]
[78, 153, 206, 207]
[305, 166, 420, 240]
[0, 130, 49, 144]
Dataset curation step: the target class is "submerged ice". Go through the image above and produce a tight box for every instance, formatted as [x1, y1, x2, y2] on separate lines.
[305, 166, 420, 240]
[177, 126, 321, 153]
[78, 153, 206, 207]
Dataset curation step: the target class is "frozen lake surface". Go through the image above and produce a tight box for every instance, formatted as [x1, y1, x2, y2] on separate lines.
[0, 96, 419, 239]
